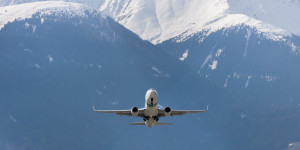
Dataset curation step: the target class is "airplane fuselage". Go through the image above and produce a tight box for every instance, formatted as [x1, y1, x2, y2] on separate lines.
[144, 88, 159, 127]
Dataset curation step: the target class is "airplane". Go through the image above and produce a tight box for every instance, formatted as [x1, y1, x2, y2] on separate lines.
[93, 88, 208, 128]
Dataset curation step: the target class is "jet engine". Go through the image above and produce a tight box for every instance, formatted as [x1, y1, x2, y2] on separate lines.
[131, 107, 139, 116]
[164, 107, 171, 116]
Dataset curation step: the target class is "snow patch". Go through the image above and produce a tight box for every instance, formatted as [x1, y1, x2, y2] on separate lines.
[240, 112, 247, 119]
[96, 89, 102, 96]
[24, 22, 29, 29]
[291, 42, 298, 54]
[245, 76, 251, 88]
[244, 29, 252, 57]
[201, 53, 212, 69]
[24, 22, 36, 32]
[179, 49, 189, 61]
[33, 63, 40, 69]
[48, 55, 53, 63]
[9, 114, 16, 122]
[32, 24, 36, 32]
[24, 48, 32, 53]
[225, 73, 278, 85]
[151, 66, 170, 78]
[233, 72, 240, 79]
[108, 100, 118, 105]
[41, 17, 44, 24]
[215, 48, 223, 57]
[152, 66, 161, 74]
[209, 60, 218, 70]
[263, 75, 278, 82]
[224, 78, 229, 88]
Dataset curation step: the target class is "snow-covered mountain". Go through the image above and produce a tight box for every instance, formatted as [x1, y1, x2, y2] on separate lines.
[0, 2, 230, 149]
[2, 0, 299, 44]
[99, 0, 300, 44]
[0, 1, 100, 31]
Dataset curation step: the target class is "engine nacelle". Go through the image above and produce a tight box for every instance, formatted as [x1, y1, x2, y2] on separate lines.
[164, 107, 171, 116]
[131, 107, 139, 116]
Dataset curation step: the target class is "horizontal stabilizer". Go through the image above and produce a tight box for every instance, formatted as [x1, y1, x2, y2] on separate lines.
[128, 122, 172, 126]
[128, 122, 146, 125]
[156, 122, 172, 125]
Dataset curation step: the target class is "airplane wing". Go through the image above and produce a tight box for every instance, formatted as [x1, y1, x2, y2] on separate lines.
[158, 106, 208, 117]
[93, 105, 145, 117]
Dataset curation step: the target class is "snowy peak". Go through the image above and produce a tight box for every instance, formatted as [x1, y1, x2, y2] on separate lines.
[1, 0, 299, 44]
[99, 0, 230, 44]
[99, 0, 299, 44]
[0, 1, 103, 31]
[228, 0, 300, 36]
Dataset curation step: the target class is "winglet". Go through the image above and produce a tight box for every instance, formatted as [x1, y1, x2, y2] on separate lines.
[206, 105, 209, 111]
[93, 105, 96, 112]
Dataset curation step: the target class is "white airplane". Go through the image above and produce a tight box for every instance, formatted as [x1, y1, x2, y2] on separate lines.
[93, 88, 208, 128]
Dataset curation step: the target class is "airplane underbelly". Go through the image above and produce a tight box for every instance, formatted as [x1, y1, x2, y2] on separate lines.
[145, 107, 158, 117]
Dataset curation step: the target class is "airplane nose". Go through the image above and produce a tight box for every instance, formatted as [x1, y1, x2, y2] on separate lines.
[150, 91, 157, 97]
[145, 88, 158, 100]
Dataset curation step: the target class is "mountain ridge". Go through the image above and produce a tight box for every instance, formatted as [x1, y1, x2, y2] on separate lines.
[1, 0, 299, 44]
[0, 1, 104, 31]
[99, 0, 300, 44]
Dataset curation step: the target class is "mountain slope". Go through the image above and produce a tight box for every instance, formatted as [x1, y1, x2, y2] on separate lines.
[158, 24, 300, 150]
[0, 2, 233, 150]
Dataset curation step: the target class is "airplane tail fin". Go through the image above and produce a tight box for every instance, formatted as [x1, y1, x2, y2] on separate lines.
[156, 122, 172, 125]
[128, 122, 146, 125]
